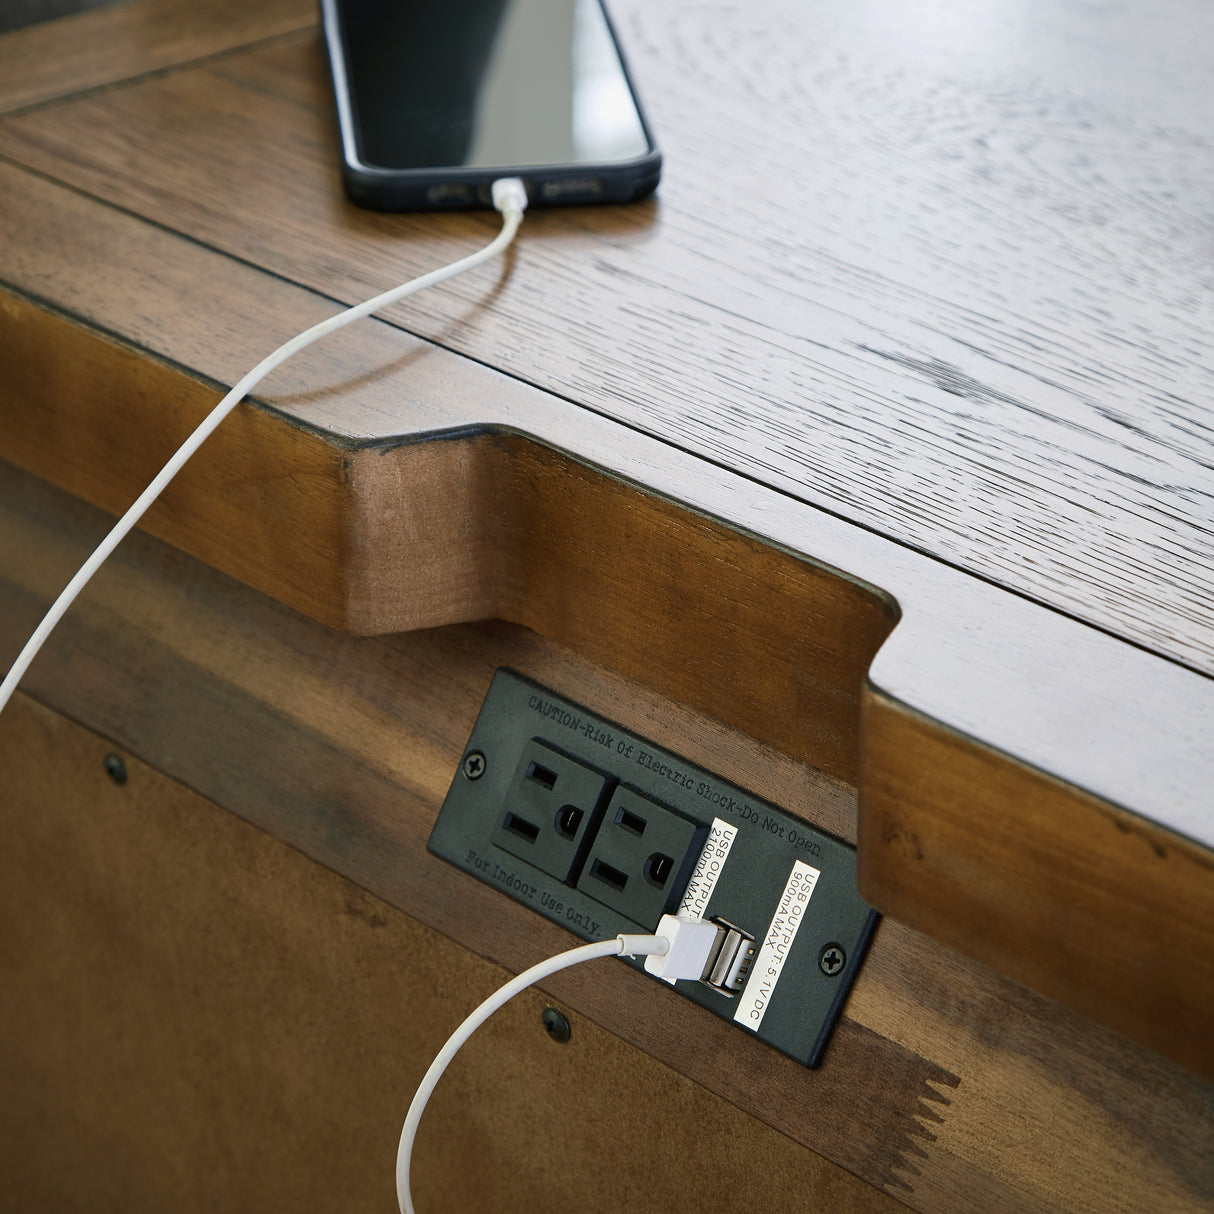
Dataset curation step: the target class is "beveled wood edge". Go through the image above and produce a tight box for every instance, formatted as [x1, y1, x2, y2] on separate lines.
[858, 682, 1214, 1081]
[0, 141, 1207, 850]
[4, 271, 1208, 839]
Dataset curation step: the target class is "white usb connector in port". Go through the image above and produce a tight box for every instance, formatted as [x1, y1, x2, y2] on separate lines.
[643, 915, 720, 981]
[643, 914, 756, 995]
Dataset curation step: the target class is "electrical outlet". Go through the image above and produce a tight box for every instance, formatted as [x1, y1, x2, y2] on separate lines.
[428, 670, 878, 1068]
[491, 739, 612, 884]
[576, 786, 708, 928]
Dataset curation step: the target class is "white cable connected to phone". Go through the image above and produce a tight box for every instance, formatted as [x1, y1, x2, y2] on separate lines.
[0, 177, 528, 719]
[396, 914, 720, 1214]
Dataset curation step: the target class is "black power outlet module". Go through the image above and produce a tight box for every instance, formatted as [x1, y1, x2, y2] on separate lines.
[428, 670, 879, 1067]
[491, 739, 612, 884]
[576, 786, 709, 926]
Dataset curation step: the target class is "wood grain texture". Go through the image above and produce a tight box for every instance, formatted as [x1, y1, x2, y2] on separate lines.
[1, 157, 1208, 850]
[0, 0, 312, 114]
[2, 465, 1212, 1214]
[2, 153, 1212, 1074]
[0, 0, 1210, 674]
[0, 291, 357, 625]
[1, 5, 1211, 1203]
[0, 693, 904, 1214]
[859, 685, 1214, 1079]
[0, 288, 894, 786]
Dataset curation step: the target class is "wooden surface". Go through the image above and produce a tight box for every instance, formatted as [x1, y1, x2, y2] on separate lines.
[0, 279, 896, 784]
[2, 152, 1211, 1073]
[1, 0, 1213, 1203]
[859, 684, 1214, 1078]
[0, 135, 1209, 830]
[0, 0, 312, 112]
[2, 466, 1212, 1214]
[1, 0, 1210, 674]
[1, 694, 903, 1214]
[0, 0, 1208, 844]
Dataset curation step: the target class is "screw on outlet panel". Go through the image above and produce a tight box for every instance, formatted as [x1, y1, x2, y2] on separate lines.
[103, 753, 127, 786]
[819, 943, 846, 977]
[541, 1007, 571, 1043]
[462, 750, 486, 781]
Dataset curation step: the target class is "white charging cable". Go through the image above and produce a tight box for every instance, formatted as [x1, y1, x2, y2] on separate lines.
[397, 914, 720, 1214]
[0, 177, 529, 718]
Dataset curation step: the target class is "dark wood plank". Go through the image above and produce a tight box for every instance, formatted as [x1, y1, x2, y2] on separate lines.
[0, 2, 1210, 674]
[0, 0, 312, 114]
[2, 465, 1212, 1214]
[0, 289, 355, 626]
[1, 693, 903, 1214]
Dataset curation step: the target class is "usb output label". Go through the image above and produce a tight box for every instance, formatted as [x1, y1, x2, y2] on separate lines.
[677, 817, 737, 920]
[662, 817, 738, 985]
[734, 860, 820, 1030]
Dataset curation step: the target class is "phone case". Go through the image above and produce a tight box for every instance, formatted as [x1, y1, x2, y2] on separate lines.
[320, 0, 663, 211]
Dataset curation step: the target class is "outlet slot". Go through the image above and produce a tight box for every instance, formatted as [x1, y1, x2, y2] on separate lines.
[644, 853, 673, 887]
[490, 739, 613, 884]
[702, 918, 756, 996]
[576, 787, 708, 928]
[503, 812, 540, 844]
[556, 805, 583, 838]
[589, 859, 629, 893]
[526, 761, 557, 791]
[616, 807, 647, 836]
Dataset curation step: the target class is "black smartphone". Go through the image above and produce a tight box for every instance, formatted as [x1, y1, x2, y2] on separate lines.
[320, 0, 662, 210]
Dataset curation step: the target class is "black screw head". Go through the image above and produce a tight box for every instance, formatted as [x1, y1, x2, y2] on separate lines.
[819, 943, 846, 977]
[541, 1006, 571, 1043]
[103, 753, 127, 786]
[462, 750, 486, 781]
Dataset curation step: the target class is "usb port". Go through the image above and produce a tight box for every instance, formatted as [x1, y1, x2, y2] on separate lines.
[700, 918, 756, 996]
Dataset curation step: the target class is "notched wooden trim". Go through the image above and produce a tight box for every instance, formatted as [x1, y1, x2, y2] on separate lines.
[2, 285, 896, 787]
[342, 428, 898, 787]
[858, 683, 1214, 1081]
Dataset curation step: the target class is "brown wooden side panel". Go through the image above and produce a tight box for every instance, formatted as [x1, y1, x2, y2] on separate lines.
[4, 464, 1214, 1214]
[858, 685, 1214, 1080]
[4, 279, 1211, 1080]
[1, 290, 896, 786]
[0, 292, 352, 626]
[0, 693, 902, 1214]
[5, 276, 1211, 1088]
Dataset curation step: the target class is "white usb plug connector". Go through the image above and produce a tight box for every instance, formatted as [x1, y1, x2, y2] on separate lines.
[640, 914, 723, 981]
[490, 176, 529, 215]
